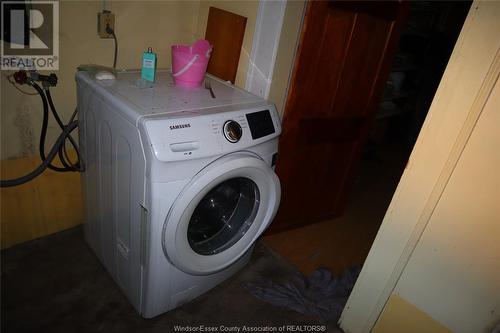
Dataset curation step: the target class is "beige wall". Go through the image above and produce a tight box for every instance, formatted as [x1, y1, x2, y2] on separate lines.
[1, 0, 199, 160]
[376, 74, 500, 333]
[0, 0, 301, 159]
[390, 75, 500, 332]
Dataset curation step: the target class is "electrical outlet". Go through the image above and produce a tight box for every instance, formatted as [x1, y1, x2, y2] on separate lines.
[98, 11, 115, 38]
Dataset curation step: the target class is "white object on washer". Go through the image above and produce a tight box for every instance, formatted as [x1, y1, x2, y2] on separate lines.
[94, 70, 116, 80]
[76, 69, 281, 318]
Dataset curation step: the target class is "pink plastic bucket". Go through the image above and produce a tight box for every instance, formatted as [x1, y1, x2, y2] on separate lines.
[171, 39, 212, 88]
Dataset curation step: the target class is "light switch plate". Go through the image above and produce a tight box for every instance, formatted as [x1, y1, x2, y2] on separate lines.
[98, 11, 114, 38]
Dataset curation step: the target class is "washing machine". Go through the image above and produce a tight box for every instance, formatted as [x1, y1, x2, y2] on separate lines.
[76, 69, 281, 318]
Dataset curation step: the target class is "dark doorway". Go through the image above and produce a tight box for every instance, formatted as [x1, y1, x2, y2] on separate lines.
[265, 1, 472, 275]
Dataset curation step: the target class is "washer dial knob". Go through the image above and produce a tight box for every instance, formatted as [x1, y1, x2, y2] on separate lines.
[223, 120, 242, 143]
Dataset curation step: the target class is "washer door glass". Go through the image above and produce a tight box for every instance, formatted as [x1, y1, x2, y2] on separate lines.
[187, 177, 260, 255]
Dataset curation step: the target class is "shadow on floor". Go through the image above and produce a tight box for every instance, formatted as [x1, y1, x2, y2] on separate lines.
[1, 227, 342, 333]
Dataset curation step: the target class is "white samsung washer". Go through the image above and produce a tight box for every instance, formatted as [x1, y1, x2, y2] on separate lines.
[76, 69, 281, 318]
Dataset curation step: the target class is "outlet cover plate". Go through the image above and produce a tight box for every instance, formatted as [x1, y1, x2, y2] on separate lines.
[98, 12, 115, 38]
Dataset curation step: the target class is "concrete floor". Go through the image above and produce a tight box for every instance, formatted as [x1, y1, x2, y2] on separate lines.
[1, 227, 342, 333]
[1, 137, 407, 333]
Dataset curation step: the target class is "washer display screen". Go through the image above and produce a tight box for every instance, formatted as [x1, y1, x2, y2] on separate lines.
[187, 177, 260, 255]
[246, 110, 275, 140]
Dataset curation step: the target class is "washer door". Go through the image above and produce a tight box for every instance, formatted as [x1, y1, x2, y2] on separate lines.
[162, 152, 280, 275]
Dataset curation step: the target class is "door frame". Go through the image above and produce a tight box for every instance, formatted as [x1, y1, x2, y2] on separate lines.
[245, 0, 287, 99]
[339, 2, 500, 332]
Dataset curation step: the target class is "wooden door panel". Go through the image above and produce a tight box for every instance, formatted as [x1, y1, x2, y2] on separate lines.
[300, 117, 365, 144]
[333, 14, 393, 117]
[286, 9, 356, 121]
[329, 1, 401, 21]
[302, 11, 357, 114]
[205, 7, 247, 83]
[271, 1, 408, 231]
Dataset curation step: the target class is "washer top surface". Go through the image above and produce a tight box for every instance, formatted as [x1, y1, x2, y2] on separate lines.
[77, 69, 263, 123]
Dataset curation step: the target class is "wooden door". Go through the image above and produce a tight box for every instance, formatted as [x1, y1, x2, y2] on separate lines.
[271, 1, 409, 231]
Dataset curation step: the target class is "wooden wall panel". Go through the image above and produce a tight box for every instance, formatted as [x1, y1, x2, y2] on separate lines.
[205, 7, 247, 83]
[0, 153, 82, 249]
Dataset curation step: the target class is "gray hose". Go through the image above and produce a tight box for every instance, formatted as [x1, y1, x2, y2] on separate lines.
[0, 121, 78, 187]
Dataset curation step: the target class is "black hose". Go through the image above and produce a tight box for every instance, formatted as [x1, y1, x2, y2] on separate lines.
[57, 141, 73, 170]
[0, 121, 78, 187]
[65, 107, 83, 172]
[45, 88, 65, 128]
[32, 82, 69, 172]
[32, 83, 83, 172]
[33, 82, 48, 157]
[112, 31, 117, 69]
[106, 26, 118, 69]
[46, 89, 81, 171]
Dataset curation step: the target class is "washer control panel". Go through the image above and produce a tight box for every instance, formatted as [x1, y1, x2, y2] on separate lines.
[143, 105, 281, 162]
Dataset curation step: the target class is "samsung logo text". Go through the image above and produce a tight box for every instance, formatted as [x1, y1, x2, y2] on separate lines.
[170, 124, 191, 130]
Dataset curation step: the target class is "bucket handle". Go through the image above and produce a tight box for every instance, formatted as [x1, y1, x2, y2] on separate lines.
[172, 54, 199, 77]
[205, 47, 212, 59]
